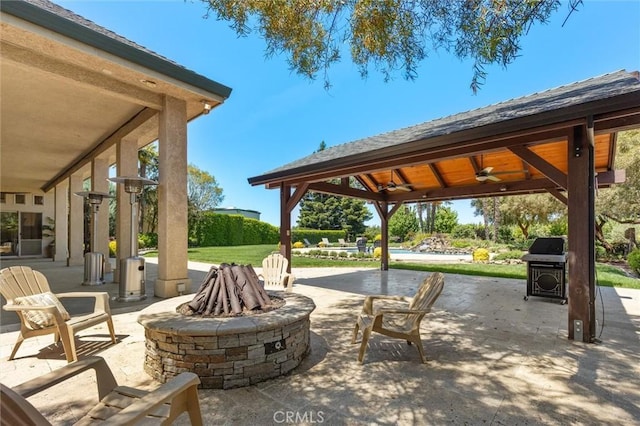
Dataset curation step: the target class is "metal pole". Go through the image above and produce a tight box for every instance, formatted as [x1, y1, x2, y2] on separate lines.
[130, 192, 137, 258]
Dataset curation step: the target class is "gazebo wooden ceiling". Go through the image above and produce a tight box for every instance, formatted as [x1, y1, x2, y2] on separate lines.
[249, 70, 640, 344]
[249, 70, 640, 205]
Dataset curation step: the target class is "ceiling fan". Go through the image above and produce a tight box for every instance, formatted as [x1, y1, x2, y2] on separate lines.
[377, 170, 412, 192]
[475, 166, 529, 182]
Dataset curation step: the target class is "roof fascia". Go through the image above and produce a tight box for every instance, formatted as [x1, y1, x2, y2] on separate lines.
[1, 0, 232, 100]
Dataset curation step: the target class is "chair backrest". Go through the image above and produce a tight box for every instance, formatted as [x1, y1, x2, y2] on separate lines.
[407, 272, 445, 325]
[0, 266, 51, 302]
[303, 238, 312, 247]
[1, 383, 52, 425]
[261, 253, 288, 286]
[322, 238, 330, 244]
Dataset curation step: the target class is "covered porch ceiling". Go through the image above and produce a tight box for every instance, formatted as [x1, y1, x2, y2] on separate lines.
[249, 71, 640, 204]
[0, 0, 231, 195]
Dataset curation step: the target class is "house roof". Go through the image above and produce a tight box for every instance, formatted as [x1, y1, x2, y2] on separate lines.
[248, 70, 640, 204]
[1, 0, 231, 193]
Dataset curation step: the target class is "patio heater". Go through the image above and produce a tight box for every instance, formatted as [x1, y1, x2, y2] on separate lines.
[74, 191, 112, 286]
[108, 176, 158, 302]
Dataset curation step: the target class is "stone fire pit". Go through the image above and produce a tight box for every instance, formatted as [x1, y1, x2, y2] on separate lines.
[138, 292, 315, 389]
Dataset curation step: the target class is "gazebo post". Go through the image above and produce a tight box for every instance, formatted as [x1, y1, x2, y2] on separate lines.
[279, 183, 292, 272]
[373, 201, 403, 271]
[567, 122, 597, 342]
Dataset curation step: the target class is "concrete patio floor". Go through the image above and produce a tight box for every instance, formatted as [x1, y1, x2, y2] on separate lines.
[1, 258, 639, 425]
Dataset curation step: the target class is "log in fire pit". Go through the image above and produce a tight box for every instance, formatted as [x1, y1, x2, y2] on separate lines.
[138, 264, 315, 389]
[181, 263, 281, 317]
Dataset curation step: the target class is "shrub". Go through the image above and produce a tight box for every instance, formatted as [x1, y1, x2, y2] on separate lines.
[108, 240, 116, 257]
[451, 224, 476, 239]
[338, 251, 348, 258]
[492, 250, 525, 261]
[451, 240, 472, 249]
[139, 233, 158, 249]
[292, 241, 305, 249]
[628, 249, 640, 274]
[472, 248, 490, 262]
[318, 241, 327, 248]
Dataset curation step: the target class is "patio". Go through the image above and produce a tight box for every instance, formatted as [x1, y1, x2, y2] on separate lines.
[1, 259, 639, 424]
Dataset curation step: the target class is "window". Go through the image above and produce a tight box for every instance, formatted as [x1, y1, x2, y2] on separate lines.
[0, 193, 5, 204]
[34, 195, 44, 205]
[15, 194, 25, 205]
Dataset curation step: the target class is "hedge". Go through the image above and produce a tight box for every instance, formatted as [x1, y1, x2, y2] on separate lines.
[195, 213, 279, 246]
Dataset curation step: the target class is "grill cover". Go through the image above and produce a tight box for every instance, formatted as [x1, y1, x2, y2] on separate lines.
[527, 237, 565, 255]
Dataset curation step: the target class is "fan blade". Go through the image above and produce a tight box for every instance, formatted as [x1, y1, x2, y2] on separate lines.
[491, 169, 529, 176]
[481, 166, 493, 174]
[396, 185, 412, 192]
[487, 175, 501, 182]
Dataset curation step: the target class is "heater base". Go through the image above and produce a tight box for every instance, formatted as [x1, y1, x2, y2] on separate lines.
[118, 257, 146, 302]
[82, 252, 105, 286]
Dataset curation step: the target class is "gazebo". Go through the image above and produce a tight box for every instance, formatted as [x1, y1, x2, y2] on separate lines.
[249, 70, 640, 343]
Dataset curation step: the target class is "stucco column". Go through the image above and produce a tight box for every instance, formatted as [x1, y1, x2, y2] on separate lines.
[92, 157, 111, 272]
[54, 181, 69, 262]
[114, 137, 138, 283]
[156, 95, 190, 297]
[67, 174, 84, 266]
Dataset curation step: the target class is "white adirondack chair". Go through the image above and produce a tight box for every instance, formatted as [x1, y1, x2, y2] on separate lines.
[258, 253, 294, 292]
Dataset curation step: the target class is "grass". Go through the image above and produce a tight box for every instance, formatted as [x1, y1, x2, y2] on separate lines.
[144, 245, 640, 289]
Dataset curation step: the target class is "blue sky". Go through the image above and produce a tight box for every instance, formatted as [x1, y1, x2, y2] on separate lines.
[57, 0, 640, 227]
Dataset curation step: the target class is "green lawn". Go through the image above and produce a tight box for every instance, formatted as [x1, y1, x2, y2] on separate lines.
[144, 245, 640, 289]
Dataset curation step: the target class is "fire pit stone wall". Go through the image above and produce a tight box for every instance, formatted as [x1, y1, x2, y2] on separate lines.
[138, 292, 315, 389]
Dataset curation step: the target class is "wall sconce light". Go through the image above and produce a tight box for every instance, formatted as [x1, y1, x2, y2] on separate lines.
[201, 100, 213, 114]
[500, 185, 508, 192]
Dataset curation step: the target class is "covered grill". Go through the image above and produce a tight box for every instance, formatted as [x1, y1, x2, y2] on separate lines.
[522, 237, 567, 304]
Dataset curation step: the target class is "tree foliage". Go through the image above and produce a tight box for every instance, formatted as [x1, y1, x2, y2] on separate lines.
[188, 164, 225, 237]
[202, 0, 578, 90]
[433, 205, 458, 234]
[297, 142, 372, 236]
[389, 204, 419, 241]
[596, 130, 640, 224]
[499, 193, 565, 239]
[297, 190, 372, 236]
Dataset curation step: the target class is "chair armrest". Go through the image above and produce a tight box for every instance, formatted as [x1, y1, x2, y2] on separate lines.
[106, 373, 201, 425]
[12, 356, 118, 400]
[3, 304, 58, 314]
[283, 273, 295, 291]
[375, 308, 429, 316]
[56, 291, 111, 314]
[362, 295, 411, 314]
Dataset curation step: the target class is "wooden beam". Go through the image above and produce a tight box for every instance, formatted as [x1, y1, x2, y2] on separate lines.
[390, 177, 560, 203]
[596, 169, 626, 186]
[547, 188, 568, 205]
[306, 182, 384, 201]
[429, 163, 447, 188]
[42, 108, 158, 192]
[509, 145, 568, 190]
[594, 106, 640, 133]
[285, 183, 309, 213]
[567, 124, 596, 343]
